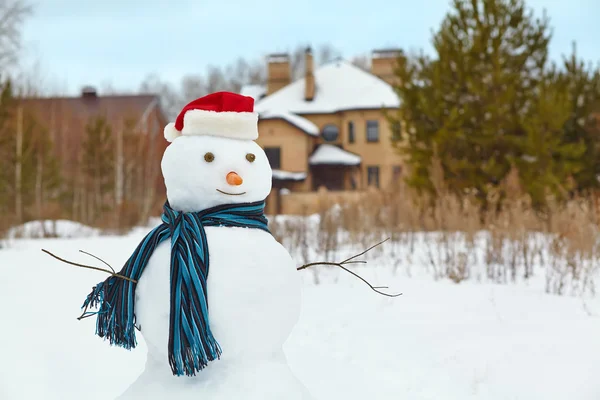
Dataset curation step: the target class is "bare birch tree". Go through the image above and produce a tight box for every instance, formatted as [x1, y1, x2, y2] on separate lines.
[0, 0, 31, 71]
[351, 54, 371, 72]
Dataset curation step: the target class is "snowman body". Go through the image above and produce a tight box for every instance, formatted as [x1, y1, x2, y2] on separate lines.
[116, 132, 314, 399]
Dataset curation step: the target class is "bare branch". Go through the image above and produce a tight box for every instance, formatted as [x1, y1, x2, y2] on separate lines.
[335, 263, 402, 298]
[78, 249, 116, 274]
[341, 237, 391, 264]
[297, 238, 402, 298]
[41, 249, 136, 283]
[0, 0, 32, 69]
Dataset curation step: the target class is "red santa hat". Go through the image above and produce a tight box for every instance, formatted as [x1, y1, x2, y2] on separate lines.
[164, 91, 258, 142]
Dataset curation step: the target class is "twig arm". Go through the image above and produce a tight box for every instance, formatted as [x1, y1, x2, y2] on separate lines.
[336, 263, 402, 298]
[341, 237, 390, 264]
[297, 261, 343, 271]
[296, 238, 401, 298]
[79, 250, 116, 274]
[41, 249, 136, 283]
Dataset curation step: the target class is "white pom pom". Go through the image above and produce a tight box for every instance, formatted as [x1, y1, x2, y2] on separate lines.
[164, 122, 181, 142]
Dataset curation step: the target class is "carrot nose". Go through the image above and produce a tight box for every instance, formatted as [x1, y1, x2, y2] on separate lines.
[226, 171, 243, 186]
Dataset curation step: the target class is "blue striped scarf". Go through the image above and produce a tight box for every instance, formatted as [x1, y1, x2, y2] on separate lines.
[81, 200, 270, 376]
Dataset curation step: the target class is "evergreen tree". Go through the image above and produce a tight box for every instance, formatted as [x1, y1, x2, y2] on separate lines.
[511, 66, 585, 210]
[390, 0, 558, 210]
[0, 82, 61, 222]
[389, 52, 443, 196]
[30, 116, 61, 220]
[0, 80, 16, 215]
[560, 43, 600, 191]
[81, 116, 114, 223]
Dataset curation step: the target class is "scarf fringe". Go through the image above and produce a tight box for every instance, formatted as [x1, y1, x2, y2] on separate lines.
[81, 277, 137, 350]
[169, 341, 223, 376]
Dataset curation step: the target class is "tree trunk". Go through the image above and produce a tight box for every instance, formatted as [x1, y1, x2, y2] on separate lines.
[35, 148, 43, 220]
[15, 106, 23, 223]
[141, 130, 157, 223]
[72, 151, 82, 222]
[115, 120, 124, 229]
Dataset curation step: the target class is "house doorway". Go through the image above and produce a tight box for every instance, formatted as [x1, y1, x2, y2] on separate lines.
[311, 165, 346, 191]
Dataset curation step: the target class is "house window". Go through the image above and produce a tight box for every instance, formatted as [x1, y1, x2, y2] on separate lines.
[367, 166, 380, 188]
[348, 121, 355, 143]
[322, 124, 339, 142]
[391, 121, 402, 141]
[366, 120, 379, 142]
[393, 165, 402, 181]
[264, 147, 281, 169]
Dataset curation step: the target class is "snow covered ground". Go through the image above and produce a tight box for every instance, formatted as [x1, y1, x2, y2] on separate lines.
[6, 220, 100, 239]
[1, 224, 600, 400]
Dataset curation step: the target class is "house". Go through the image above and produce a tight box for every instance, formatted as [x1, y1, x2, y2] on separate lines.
[241, 48, 404, 214]
[20, 87, 169, 220]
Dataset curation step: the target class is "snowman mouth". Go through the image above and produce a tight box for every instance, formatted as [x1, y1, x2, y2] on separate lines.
[216, 189, 247, 196]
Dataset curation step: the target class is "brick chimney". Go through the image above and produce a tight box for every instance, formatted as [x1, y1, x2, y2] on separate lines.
[371, 49, 402, 85]
[267, 53, 290, 96]
[304, 46, 315, 101]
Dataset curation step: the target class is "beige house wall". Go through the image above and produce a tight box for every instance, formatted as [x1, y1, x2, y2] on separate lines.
[256, 118, 316, 192]
[297, 109, 404, 190]
[341, 108, 403, 189]
[256, 108, 406, 213]
[257, 119, 311, 171]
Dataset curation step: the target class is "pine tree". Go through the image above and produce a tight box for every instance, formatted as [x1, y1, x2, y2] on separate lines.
[390, 0, 554, 210]
[560, 43, 600, 191]
[81, 116, 114, 224]
[389, 52, 444, 196]
[511, 66, 585, 210]
[0, 82, 62, 224]
[0, 80, 16, 217]
[30, 116, 61, 221]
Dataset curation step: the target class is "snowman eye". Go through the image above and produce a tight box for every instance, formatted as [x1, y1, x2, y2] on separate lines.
[204, 152, 215, 162]
[246, 153, 256, 163]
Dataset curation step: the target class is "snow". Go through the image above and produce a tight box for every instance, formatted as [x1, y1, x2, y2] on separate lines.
[255, 60, 400, 114]
[6, 220, 100, 239]
[260, 110, 319, 136]
[309, 144, 361, 166]
[162, 135, 272, 212]
[240, 84, 266, 102]
[267, 54, 289, 63]
[272, 169, 307, 181]
[371, 49, 402, 59]
[1, 229, 600, 399]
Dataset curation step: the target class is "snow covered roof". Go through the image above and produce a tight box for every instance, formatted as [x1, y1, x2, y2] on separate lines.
[308, 144, 361, 166]
[259, 110, 319, 136]
[267, 53, 290, 63]
[240, 84, 266, 102]
[255, 60, 399, 114]
[271, 169, 307, 181]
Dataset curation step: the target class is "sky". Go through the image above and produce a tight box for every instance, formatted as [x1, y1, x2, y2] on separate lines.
[20, 0, 600, 95]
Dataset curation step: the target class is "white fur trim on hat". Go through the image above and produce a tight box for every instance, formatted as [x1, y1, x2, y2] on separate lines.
[182, 110, 258, 140]
[164, 110, 259, 143]
[164, 122, 181, 142]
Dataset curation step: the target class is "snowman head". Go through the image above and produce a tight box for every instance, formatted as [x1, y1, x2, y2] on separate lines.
[162, 135, 272, 212]
[161, 92, 272, 212]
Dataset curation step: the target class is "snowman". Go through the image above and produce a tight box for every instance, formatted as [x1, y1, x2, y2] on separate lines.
[81, 92, 315, 400]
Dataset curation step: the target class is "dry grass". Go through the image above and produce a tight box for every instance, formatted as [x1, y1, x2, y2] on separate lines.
[269, 169, 600, 298]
